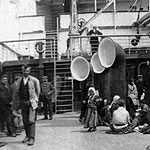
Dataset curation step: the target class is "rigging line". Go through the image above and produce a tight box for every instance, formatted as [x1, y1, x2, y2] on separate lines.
[135, 0, 142, 34]
[136, 0, 143, 21]
[128, 0, 139, 12]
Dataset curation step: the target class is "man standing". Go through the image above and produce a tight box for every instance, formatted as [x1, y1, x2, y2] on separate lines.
[41, 76, 55, 120]
[18, 64, 40, 146]
[87, 25, 103, 54]
[0, 75, 16, 137]
[136, 75, 145, 101]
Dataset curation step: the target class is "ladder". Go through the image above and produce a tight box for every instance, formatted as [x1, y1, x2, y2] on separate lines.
[45, 31, 58, 58]
[54, 60, 74, 114]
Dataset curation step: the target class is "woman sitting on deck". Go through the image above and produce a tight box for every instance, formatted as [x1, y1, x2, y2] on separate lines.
[108, 98, 132, 134]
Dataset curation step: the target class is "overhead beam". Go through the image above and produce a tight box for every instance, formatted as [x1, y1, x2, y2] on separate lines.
[80, 0, 114, 30]
[132, 12, 150, 27]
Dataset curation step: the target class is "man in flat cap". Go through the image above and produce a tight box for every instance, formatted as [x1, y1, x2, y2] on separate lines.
[41, 76, 55, 120]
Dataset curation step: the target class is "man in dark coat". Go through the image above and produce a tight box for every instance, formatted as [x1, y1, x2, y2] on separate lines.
[0, 74, 16, 137]
[87, 25, 103, 54]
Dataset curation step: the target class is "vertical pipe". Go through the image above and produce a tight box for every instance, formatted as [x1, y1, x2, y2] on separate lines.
[50, 40, 52, 58]
[53, 37, 56, 114]
[94, 0, 97, 12]
[149, 0, 150, 12]
[54, 17, 59, 114]
[71, 37, 74, 112]
[38, 52, 44, 82]
[113, 0, 116, 32]
[70, 0, 79, 34]
[129, 36, 131, 55]
[57, 17, 59, 59]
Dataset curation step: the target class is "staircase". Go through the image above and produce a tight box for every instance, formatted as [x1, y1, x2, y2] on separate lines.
[54, 60, 74, 114]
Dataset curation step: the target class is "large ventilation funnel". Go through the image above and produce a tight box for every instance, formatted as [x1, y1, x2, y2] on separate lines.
[98, 37, 125, 68]
[90, 52, 105, 74]
[70, 56, 90, 81]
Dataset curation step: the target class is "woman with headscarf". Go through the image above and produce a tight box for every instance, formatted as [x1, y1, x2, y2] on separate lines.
[109, 95, 120, 116]
[84, 87, 99, 132]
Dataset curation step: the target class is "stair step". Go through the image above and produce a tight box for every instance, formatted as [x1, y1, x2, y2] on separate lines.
[56, 81, 72, 84]
[56, 87, 72, 90]
[56, 106, 73, 109]
[57, 97, 73, 101]
[56, 80, 72, 84]
[56, 72, 71, 75]
[56, 63, 70, 68]
[56, 74, 71, 77]
[56, 61, 70, 63]
[58, 89, 72, 92]
[56, 99, 73, 102]
[45, 51, 57, 54]
[55, 60, 71, 63]
[55, 65, 70, 67]
[56, 104, 73, 107]
[59, 90, 72, 92]
[57, 102, 72, 106]
[56, 109, 73, 113]
[56, 67, 70, 70]
[58, 93, 72, 96]
[57, 96, 73, 99]
[56, 85, 72, 88]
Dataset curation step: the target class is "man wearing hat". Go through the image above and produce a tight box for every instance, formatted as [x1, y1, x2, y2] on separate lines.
[41, 76, 55, 120]
[17, 64, 40, 146]
[87, 25, 103, 54]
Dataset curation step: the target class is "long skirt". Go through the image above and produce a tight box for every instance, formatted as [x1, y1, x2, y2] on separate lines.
[109, 124, 132, 134]
[84, 107, 98, 128]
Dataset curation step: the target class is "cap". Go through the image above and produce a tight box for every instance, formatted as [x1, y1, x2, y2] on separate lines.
[1, 74, 8, 79]
[42, 76, 48, 79]
[112, 95, 120, 103]
[14, 76, 20, 80]
[137, 75, 143, 78]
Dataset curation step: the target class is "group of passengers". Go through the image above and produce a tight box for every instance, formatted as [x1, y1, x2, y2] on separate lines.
[0, 64, 55, 147]
[79, 76, 150, 134]
[0, 75, 23, 137]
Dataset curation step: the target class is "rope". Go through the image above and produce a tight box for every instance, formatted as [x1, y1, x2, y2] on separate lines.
[128, 0, 139, 12]
[136, 0, 143, 21]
